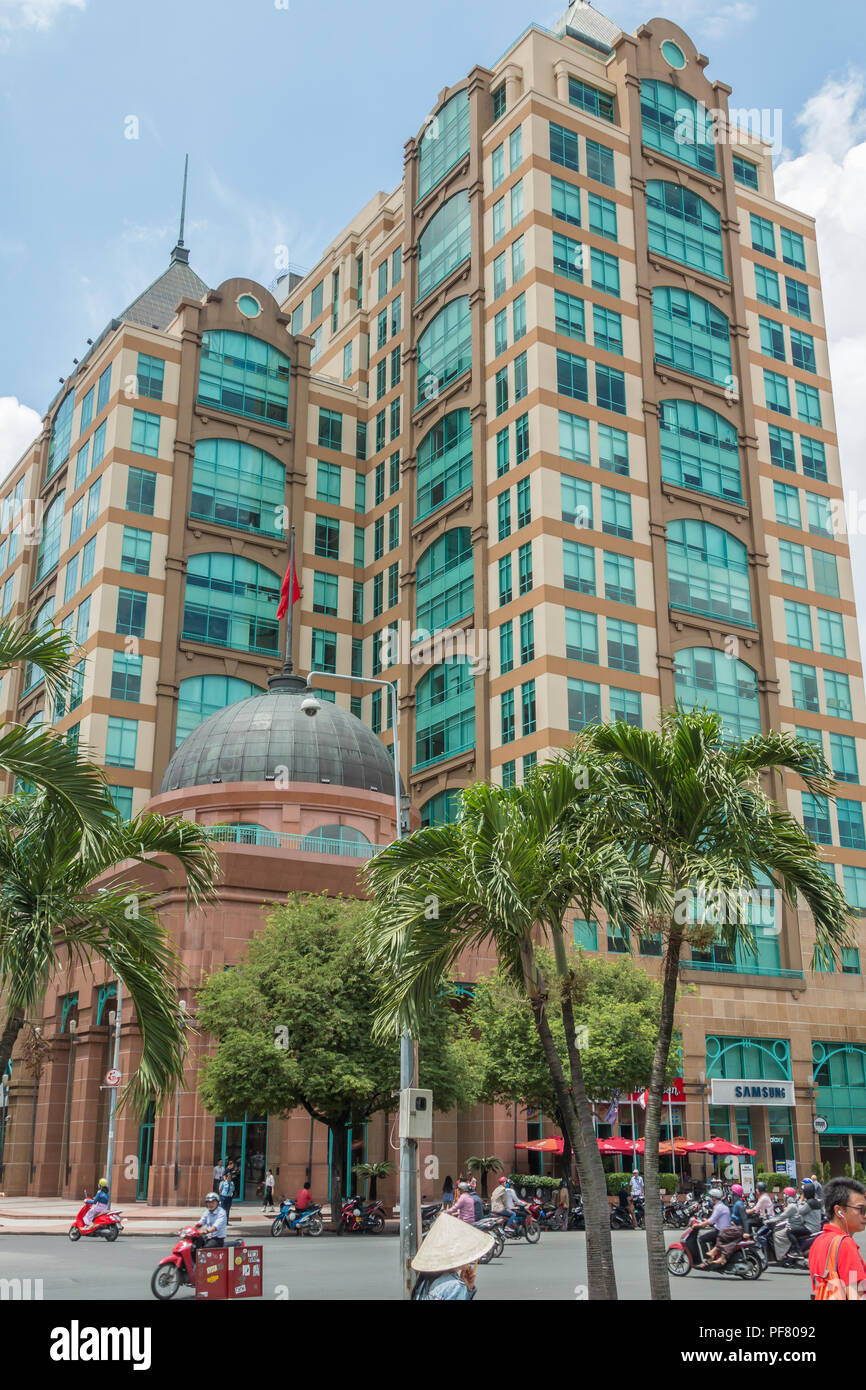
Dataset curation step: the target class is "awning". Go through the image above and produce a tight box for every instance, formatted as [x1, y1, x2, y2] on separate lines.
[514, 1138, 565, 1153]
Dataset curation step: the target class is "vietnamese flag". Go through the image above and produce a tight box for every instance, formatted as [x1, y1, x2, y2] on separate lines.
[276, 553, 300, 619]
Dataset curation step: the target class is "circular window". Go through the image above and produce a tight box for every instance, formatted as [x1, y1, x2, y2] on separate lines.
[237, 293, 262, 318]
[661, 39, 686, 69]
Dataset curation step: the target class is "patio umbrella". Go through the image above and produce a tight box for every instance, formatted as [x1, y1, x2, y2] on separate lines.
[633, 1138, 699, 1155]
[597, 1137, 639, 1153]
[693, 1137, 757, 1156]
[514, 1138, 565, 1153]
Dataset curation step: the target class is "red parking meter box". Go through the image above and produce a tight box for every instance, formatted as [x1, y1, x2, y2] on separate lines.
[227, 1244, 263, 1299]
[194, 1247, 228, 1300]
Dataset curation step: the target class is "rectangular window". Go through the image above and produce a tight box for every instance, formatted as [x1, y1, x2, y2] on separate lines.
[75, 596, 90, 644]
[557, 348, 588, 402]
[314, 515, 340, 559]
[607, 923, 630, 954]
[375, 460, 385, 506]
[116, 587, 147, 638]
[497, 491, 512, 541]
[80, 536, 96, 587]
[69, 498, 85, 543]
[588, 191, 618, 242]
[513, 351, 528, 402]
[351, 637, 363, 679]
[786, 277, 811, 321]
[549, 121, 579, 173]
[601, 485, 632, 538]
[493, 252, 506, 299]
[733, 154, 759, 189]
[817, 607, 846, 657]
[510, 179, 524, 226]
[391, 295, 402, 335]
[837, 800, 866, 851]
[390, 398, 401, 440]
[517, 475, 531, 528]
[356, 421, 367, 461]
[131, 409, 160, 456]
[496, 427, 510, 476]
[80, 386, 94, 433]
[492, 84, 506, 120]
[376, 360, 387, 401]
[498, 553, 513, 605]
[342, 343, 353, 381]
[565, 608, 598, 663]
[392, 246, 402, 284]
[764, 369, 791, 415]
[518, 540, 533, 594]
[825, 669, 852, 719]
[610, 686, 642, 727]
[355, 472, 366, 513]
[759, 316, 786, 361]
[121, 526, 151, 576]
[318, 409, 343, 451]
[311, 628, 337, 674]
[784, 599, 813, 649]
[790, 660, 820, 712]
[511, 235, 525, 281]
[604, 550, 635, 604]
[388, 505, 399, 550]
[501, 688, 515, 743]
[806, 490, 833, 537]
[591, 247, 620, 297]
[812, 549, 839, 597]
[555, 289, 586, 341]
[332, 268, 340, 333]
[377, 309, 388, 351]
[373, 516, 384, 560]
[574, 917, 598, 950]
[512, 292, 526, 341]
[802, 791, 832, 844]
[768, 424, 796, 471]
[390, 345, 402, 389]
[796, 382, 822, 426]
[375, 411, 386, 452]
[309, 326, 322, 364]
[774, 481, 802, 529]
[551, 175, 581, 226]
[495, 367, 509, 416]
[750, 213, 776, 256]
[377, 261, 388, 301]
[790, 328, 816, 373]
[755, 265, 781, 308]
[598, 423, 629, 475]
[594, 306, 623, 355]
[313, 571, 339, 616]
[352, 579, 364, 624]
[105, 716, 138, 768]
[585, 139, 615, 187]
[778, 539, 808, 588]
[372, 571, 383, 618]
[110, 652, 142, 703]
[568, 677, 601, 731]
[781, 226, 807, 270]
[607, 617, 639, 673]
[553, 231, 584, 283]
[509, 126, 522, 170]
[502, 759, 516, 788]
[310, 280, 324, 319]
[64, 555, 79, 602]
[561, 475, 592, 527]
[86, 479, 101, 528]
[519, 609, 534, 664]
[564, 540, 595, 595]
[354, 525, 365, 568]
[515, 413, 529, 465]
[830, 732, 859, 784]
[493, 198, 506, 242]
[96, 365, 112, 414]
[74, 442, 90, 490]
[91, 421, 106, 469]
[390, 451, 401, 495]
[568, 74, 614, 120]
[499, 619, 514, 674]
[136, 353, 164, 401]
[595, 363, 626, 415]
[521, 679, 536, 735]
[291, 305, 304, 335]
[492, 144, 505, 188]
[316, 460, 342, 505]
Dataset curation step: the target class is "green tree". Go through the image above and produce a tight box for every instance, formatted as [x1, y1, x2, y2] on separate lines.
[0, 793, 220, 1111]
[352, 1160, 395, 1200]
[464, 1155, 504, 1197]
[363, 763, 647, 1300]
[196, 894, 475, 1229]
[570, 707, 853, 1300]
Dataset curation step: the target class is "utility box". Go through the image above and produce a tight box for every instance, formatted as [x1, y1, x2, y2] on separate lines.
[399, 1087, 433, 1140]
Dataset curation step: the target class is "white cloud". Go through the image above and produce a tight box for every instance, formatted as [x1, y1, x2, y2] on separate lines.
[774, 73, 866, 657]
[611, 0, 756, 42]
[0, 397, 41, 482]
[0, 0, 84, 32]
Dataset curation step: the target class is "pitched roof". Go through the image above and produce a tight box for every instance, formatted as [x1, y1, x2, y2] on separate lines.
[553, 1, 621, 54]
[118, 251, 208, 331]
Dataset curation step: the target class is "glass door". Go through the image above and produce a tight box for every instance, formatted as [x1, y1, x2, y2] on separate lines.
[136, 1103, 155, 1201]
[213, 1116, 268, 1201]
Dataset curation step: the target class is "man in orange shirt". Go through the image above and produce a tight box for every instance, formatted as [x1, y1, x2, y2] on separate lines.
[809, 1177, 866, 1299]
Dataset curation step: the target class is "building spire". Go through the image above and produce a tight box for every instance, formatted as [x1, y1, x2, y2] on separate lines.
[170, 154, 190, 265]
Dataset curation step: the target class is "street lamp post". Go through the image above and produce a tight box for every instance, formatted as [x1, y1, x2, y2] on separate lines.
[303, 670, 418, 1299]
[698, 1071, 708, 1181]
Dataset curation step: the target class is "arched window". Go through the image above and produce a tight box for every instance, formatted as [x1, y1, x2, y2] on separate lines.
[420, 789, 464, 826]
[417, 90, 471, 200]
[674, 647, 761, 740]
[23, 596, 55, 692]
[417, 192, 472, 300]
[416, 297, 472, 405]
[415, 662, 475, 767]
[417, 410, 473, 519]
[653, 288, 731, 387]
[667, 520, 753, 627]
[416, 529, 473, 632]
[659, 400, 742, 501]
[182, 553, 281, 655]
[646, 181, 725, 278]
[300, 824, 373, 853]
[175, 674, 264, 746]
[640, 80, 716, 174]
[197, 330, 290, 425]
[190, 439, 285, 537]
[35, 491, 65, 583]
[46, 392, 75, 479]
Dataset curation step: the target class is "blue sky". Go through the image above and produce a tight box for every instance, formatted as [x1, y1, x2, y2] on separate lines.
[0, 0, 864, 422]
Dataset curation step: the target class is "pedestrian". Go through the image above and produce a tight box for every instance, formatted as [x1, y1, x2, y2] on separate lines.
[809, 1176, 866, 1299]
[219, 1168, 234, 1221]
[295, 1176, 312, 1211]
[471, 1188, 484, 1222]
[629, 1168, 645, 1202]
[411, 1212, 493, 1300]
[555, 1181, 570, 1231]
[213, 1156, 225, 1186]
[441, 1175, 454, 1209]
[447, 1180, 477, 1223]
[809, 1172, 824, 1200]
[262, 1168, 276, 1213]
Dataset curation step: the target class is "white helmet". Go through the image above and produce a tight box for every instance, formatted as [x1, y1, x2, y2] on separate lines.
[708, 1187, 723, 1199]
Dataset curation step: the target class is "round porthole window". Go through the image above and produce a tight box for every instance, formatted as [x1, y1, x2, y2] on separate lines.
[661, 40, 686, 69]
[237, 293, 262, 317]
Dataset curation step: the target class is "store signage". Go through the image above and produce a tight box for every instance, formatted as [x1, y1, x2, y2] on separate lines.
[710, 1078, 795, 1106]
[813, 1115, 829, 1134]
[626, 1077, 686, 1105]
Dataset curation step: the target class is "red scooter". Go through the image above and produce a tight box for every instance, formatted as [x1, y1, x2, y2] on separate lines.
[150, 1226, 246, 1300]
[68, 1199, 124, 1242]
[340, 1196, 386, 1233]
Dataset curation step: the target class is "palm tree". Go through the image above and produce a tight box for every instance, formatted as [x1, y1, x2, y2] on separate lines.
[0, 617, 110, 837]
[464, 1155, 504, 1198]
[570, 707, 854, 1301]
[0, 793, 220, 1112]
[363, 760, 646, 1301]
[352, 1160, 394, 1201]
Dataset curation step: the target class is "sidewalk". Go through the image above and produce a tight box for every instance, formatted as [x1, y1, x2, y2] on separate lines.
[0, 1196, 330, 1237]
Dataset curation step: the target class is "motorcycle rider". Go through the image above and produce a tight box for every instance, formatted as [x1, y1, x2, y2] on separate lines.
[747, 1179, 774, 1226]
[730, 1183, 750, 1235]
[82, 1178, 111, 1229]
[195, 1191, 228, 1249]
[696, 1186, 732, 1266]
[771, 1181, 822, 1263]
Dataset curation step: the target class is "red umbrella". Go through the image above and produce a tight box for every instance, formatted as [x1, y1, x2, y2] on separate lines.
[514, 1138, 565, 1153]
[632, 1138, 699, 1155]
[598, 1137, 638, 1153]
[693, 1137, 757, 1156]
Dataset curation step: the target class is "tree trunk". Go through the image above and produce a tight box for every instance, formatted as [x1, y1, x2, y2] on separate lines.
[0, 1008, 25, 1081]
[330, 1120, 347, 1233]
[369, 1173, 377, 1201]
[519, 937, 618, 1299]
[643, 923, 683, 1302]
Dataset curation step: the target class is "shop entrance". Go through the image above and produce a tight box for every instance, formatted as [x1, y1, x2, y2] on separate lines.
[213, 1116, 268, 1201]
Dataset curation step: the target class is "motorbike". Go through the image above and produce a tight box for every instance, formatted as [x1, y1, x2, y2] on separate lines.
[68, 1199, 124, 1242]
[527, 1200, 558, 1231]
[473, 1216, 505, 1261]
[632, 1197, 646, 1230]
[610, 1202, 636, 1230]
[341, 1195, 386, 1234]
[150, 1227, 246, 1299]
[568, 1200, 585, 1231]
[754, 1220, 818, 1271]
[496, 1208, 541, 1244]
[665, 1196, 696, 1227]
[271, 1198, 324, 1237]
[421, 1202, 442, 1233]
[667, 1217, 763, 1280]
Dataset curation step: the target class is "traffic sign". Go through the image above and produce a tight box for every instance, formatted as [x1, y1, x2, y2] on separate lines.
[813, 1115, 829, 1134]
[105, 1069, 122, 1087]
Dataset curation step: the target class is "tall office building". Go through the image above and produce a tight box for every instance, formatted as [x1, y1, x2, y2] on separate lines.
[3, 4, 866, 1192]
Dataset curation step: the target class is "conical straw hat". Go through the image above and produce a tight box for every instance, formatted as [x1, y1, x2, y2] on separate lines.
[411, 1212, 495, 1273]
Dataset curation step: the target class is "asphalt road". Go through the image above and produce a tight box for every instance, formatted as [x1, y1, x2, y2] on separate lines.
[0, 1231, 815, 1302]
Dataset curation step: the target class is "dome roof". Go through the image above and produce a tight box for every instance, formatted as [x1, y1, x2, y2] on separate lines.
[159, 672, 399, 795]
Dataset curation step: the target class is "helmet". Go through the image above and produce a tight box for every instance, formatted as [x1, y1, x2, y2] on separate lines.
[783, 1186, 796, 1197]
[708, 1187, 723, 1199]
[731, 1184, 744, 1196]
[458, 1181, 470, 1192]
[205, 1192, 219, 1203]
[98, 1178, 108, 1188]
[757, 1181, 767, 1192]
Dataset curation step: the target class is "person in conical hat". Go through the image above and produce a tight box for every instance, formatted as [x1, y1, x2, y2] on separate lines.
[410, 1211, 495, 1300]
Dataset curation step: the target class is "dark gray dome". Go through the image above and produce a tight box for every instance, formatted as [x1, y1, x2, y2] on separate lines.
[160, 673, 398, 794]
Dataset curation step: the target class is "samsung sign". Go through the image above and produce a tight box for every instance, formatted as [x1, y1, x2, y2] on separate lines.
[710, 1079, 795, 1107]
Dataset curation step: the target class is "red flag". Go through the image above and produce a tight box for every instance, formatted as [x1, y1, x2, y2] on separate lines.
[276, 554, 300, 619]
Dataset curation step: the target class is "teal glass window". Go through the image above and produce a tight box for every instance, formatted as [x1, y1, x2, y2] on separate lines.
[97, 366, 112, 413]
[494, 309, 507, 356]
[23, 596, 54, 691]
[493, 253, 506, 299]
[790, 328, 816, 372]
[497, 427, 510, 476]
[514, 351, 528, 402]
[315, 515, 340, 559]
[127, 467, 155, 515]
[781, 227, 807, 270]
[86, 478, 101, 528]
[108, 786, 134, 820]
[415, 661, 475, 766]
[175, 674, 262, 746]
[790, 660, 820, 712]
[190, 439, 285, 537]
[607, 618, 639, 673]
[310, 280, 324, 319]
[755, 265, 781, 308]
[74, 442, 90, 490]
[802, 791, 832, 843]
[594, 306, 622, 355]
[501, 687, 515, 743]
[117, 587, 147, 638]
[91, 421, 106, 469]
[512, 234, 525, 282]
[653, 287, 731, 386]
[646, 181, 725, 278]
[517, 476, 531, 528]
[552, 176, 581, 226]
[521, 678, 536, 736]
[553, 231, 583, 283]
[750, 214, 776, 256]
[513, 293, 526, 340]
[733, 154, 759, 189]
[806, 491, 833, 537]
[377, 262, 388, 301]
[492, 84, 506, 120]
[416, 529, 473, 632]
[611, 686, 642, 726]
[830, 732, 858, 783]
[591, 247, 620, 296]
[291, 304, 304, 335]
[843, 865, 866, 914]
[80, 536, 96, 586]
[520, 609, 534, 663]
[568, 678, 601, 731]
[417, 90, 471, 200]
[574, 918, 598, 951]
[778, 539, 807, 588]
[549, 121, 579, 172]
[388, 505, 399, 550]
[786, 277, 811, 321]
[640, 80, 716, 173]
[601, 485, 631, 538]
[588, 192, 617, 241]
[607, 923, 631, 954]
[796, 382, 822, 426]
[817, 608, 845, 657]
[495, 367, 509, 416]
[416, 297, 471, 405]
[390, 451, 400, 493]
[568, 76, 614, 120]
[493, 198, 506, 242]
[658, 399, 741, 500]
[812, 549, 839, 597]
[500, 619, 514, 674]
[311, 628, 337, 673]
[356, 422, 367, 461]
[604, 551, 635, 604]
[415, 409, 474, 521]
[352, 580, 364, 624]
[838, 799, 866, 851]
[759, 316, 786, 361]
[111, 652, 142, 703]
[420, 789, 464, 827]
[47, 391, 75, 478]
[566, 608, 598, 663]
[198, 330, 290, 424]
[313, 572, 338, 616]
[595, 363, 626, 414]
[557, 348, 588, 402]
[667, 520, 752, 625]
[501, 760, 516, 787]
[492, 144, 504, 188]
[515, 413, 529, 464]
[518, 540, 533, 594]
[319, 409, 343, 451]
[784, 599, 813, 649]
[136, 354, 164, 401]
[559, 410, 590, 464]
[774, 481, 801, 528]
[563, 540, 595, 595]
[34, 491, 65, 582]
[555, 289, 586, 341]
[510, 180, 524, 226]
[79, 386, 94, 434]
[769, 423, 796, 471]
[498, 553, 513, 605]
[317, 460, 342, 506]
[64, 554, 79, 603]
[561, 476, 592, 528]
[585, 139, 615, 187]
[673, 648, 761, 739]
[510, 127, 522, 170]
[598, 423, 628, 475]
[182, 553, 280, 655]
[825, 669, 852, 719]
[106, 717, 138, 768]
[497, 492, 511, 541]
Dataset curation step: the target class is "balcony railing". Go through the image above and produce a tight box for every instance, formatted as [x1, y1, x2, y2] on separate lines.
[206, 824, 380, 859]
[682, 959, 804, 980]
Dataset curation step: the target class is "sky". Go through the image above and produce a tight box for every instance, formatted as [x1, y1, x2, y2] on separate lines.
[1, 0, 865, 615]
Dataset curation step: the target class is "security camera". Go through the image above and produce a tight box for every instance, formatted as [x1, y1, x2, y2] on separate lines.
[300, 695, 321, 717]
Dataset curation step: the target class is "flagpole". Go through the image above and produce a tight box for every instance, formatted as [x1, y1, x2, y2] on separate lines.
[285, 525, 295, 670]
[630, 1094, 636, 1172]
